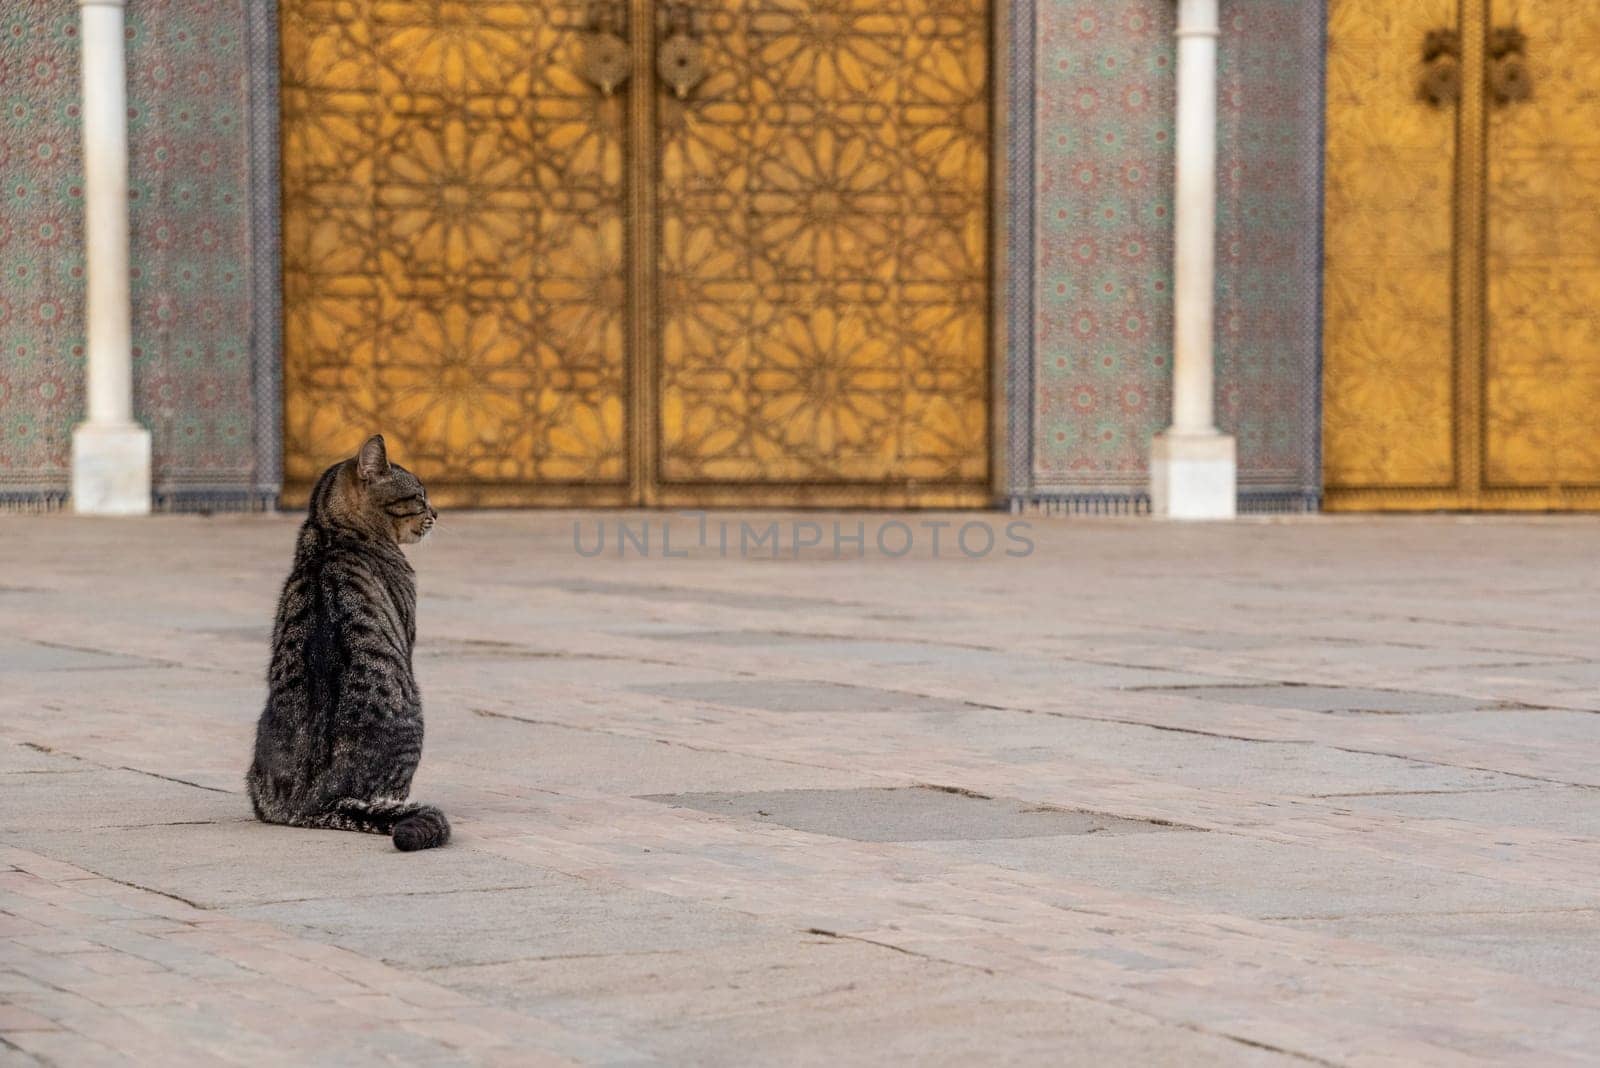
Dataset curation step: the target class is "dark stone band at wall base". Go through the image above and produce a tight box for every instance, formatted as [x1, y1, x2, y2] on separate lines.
[1006, 491, 1319, 517]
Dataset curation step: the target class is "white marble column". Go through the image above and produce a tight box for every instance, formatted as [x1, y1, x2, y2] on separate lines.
[1150, 0, 1235, 519]
[71, 0, 151, 515]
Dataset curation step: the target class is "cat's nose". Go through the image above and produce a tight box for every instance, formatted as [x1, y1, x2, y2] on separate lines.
[427, 506, 437, 520]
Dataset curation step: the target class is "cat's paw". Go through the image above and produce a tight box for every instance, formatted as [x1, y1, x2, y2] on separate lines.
[392, 806, 450, 851]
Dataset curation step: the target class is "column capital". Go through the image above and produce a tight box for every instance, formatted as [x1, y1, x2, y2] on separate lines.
[78, 0, 128, 8]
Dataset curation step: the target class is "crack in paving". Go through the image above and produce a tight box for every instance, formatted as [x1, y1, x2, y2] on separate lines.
[118, 767, 236, 795]
[804, 927, 962, 966]
[1310, 785, 1552, 799]
[914, 782, 994, 800]
[88, 871, 210, 912]
[7, 741, 240, 798]
[999, 704, 1600, 791]
[0, 768, 96, 776]
[19, 741, 79, 757]
[528, 578, 871, 612]
[1132, 683, 1556, 717]
[419, 641, 664, 663]
[98, 819, 250, 830]
[244, 883, 554, 910]
[8, 635, 183, 669]
[419, 944, 770, 972]
[1262, 906, 1600, 922]
[1126, 681, 1291, 693]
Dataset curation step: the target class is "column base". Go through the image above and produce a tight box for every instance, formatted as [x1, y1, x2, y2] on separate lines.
[1150, 430, 1236, 520]
[72, 422, 152, 516]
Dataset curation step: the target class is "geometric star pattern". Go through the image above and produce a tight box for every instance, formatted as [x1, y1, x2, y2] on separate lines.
[1322, 0, 1459, 493]
[280, 0, 628, 503]
[1483, 2, 1600, 491]
[1323, 0, 1600, 509]
[656, 0, 991, 489]
[281, 0, 989, 505]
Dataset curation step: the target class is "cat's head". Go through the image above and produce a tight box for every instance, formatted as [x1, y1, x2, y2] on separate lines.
[316, 435, 437, 545]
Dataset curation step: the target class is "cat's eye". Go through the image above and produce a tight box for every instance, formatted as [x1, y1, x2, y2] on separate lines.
[384, 494, 427, 517]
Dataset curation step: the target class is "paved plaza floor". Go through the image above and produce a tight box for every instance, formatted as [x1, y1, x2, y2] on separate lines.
[2, 511, 1599, 1065]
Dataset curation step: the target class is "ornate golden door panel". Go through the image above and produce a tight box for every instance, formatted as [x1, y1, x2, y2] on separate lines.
[280, 0, 991, 507]
[1325, 1, 1600, 509]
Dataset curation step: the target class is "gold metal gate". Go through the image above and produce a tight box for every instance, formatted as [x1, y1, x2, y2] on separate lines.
[1325, 0, 1600, 510]
[280, 0, 992, 508]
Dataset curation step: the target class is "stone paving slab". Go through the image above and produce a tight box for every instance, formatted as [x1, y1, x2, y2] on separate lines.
[0, 745, 90, 777]
[430, 938, 1302, 1067]
[900, 829, 1600, 919]
[0, 638, 157, 676]
[641, 786, 1174, 841]
[0, 847, 599, 1066]
[236, 883, 785, 970]
[4, 822, 559, 910]
[1286, 910, 1600, 996]
[439, 714, 877, 795]
[463, 789, 1600, 1065]
[1136, 683, 1498, 714]
[0, 768, 238, 833]
[1329, 784, 1600, 837]
[433, 675, 1600, 896]
[615, 694, 1532, 798]
[630, 678, 981, 715]
[4, 513, 1600, 1064]
[638, 630, 1257, 689]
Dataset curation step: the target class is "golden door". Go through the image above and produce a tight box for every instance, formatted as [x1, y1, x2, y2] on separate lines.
[279, 0, 991, 508]
[1325, 1, 1600, 510]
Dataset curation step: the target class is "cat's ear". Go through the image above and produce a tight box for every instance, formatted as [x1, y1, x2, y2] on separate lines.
[357, 435, 390, 481]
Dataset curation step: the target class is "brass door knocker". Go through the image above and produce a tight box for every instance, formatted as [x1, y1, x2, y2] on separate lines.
[1418, 28, 1461, 107]
[1489, 26, 1531, 106]
[657, 3, 706, 100]
[578, 0, 631, 96]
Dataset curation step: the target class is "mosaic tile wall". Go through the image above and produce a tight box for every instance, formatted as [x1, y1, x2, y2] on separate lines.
[0, 1, 84, 504]
[1028, 0, 1323, 508]
[1214, 0, 1323, 505]
[0, 0, 266, 508]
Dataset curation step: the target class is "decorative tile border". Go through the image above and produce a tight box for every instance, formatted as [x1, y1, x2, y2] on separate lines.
[243, 0, 282, 506]
[1003, 0, 1038, 500]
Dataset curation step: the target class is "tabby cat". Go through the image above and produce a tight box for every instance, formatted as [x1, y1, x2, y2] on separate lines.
[246, 435, 450, 851]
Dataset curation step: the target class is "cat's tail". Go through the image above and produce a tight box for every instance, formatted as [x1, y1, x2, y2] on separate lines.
[299, 798, 451, 851]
